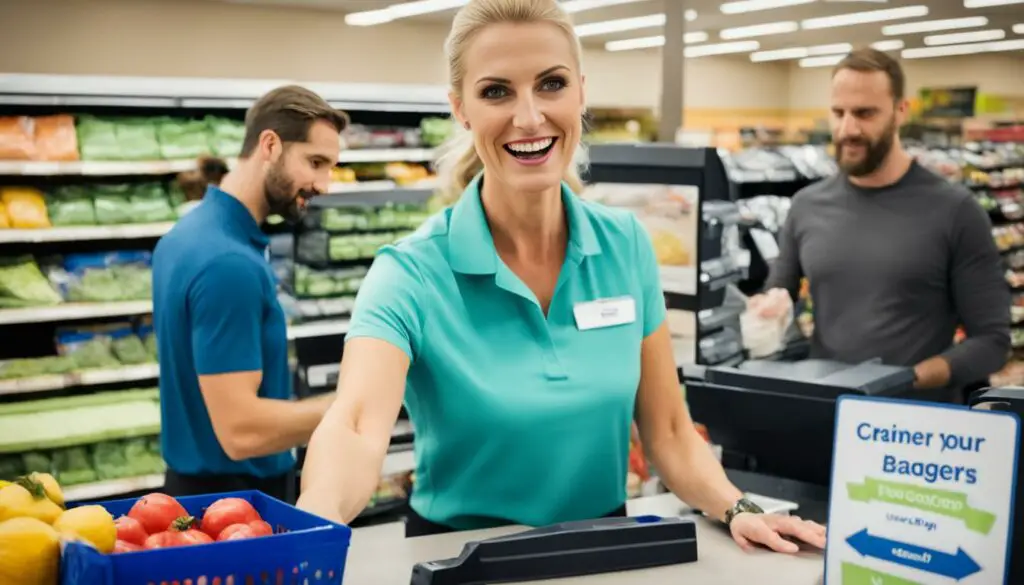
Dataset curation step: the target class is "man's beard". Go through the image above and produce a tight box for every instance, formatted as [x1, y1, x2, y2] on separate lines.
[263, 160, 306, 223]
[835, 116, 896, 177]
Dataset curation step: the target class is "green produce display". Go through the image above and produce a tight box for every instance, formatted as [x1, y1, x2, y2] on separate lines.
[320, 203, 429, 233]
[205, 116, 246, 157]
[328, 231, 411, 261]
[74, 114, 246, 162]
[0, 437, 164, 486]
[0, 256, 63, 307]
[0, 388, 160, 454]
[111, 334, 150, 365]
[420, 117, 455, 147]
[157, 118, 214, 159]
[294, 265, 367, 298]
[65, 264, 152, 303]
[0, 356, 75, 380]
[47, 186, 98, 226]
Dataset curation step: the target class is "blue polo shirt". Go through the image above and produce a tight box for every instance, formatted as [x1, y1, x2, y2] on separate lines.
[152, 186, 293, 478]
[347, 175, 666, 530]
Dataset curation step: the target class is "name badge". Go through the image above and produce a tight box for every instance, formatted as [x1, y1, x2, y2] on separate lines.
[573, 296, 637, 331]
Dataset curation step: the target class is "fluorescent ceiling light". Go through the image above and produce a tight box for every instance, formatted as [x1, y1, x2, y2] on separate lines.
[686, 9, 698, 22]
[925, 29, 1005, 46]
[686, 40, 761, 57]
[799, 55, 845, 68]
[561, 0, 654, 13]
[603, 32, 714, 51]
[871, 39, 905, 52]
[575, 14, 664, 37]
[720, 0, 816, 14]
[720, 21, 799, 39]
[801, 5, 928, 30]
[882, 16, 987, 36]
[345, 0, 647, 26]
[902, 38, 1024, 59]
[750, 43, 851, 62]
[964, 0, 1024, 7]
[1014, 24, 1024, 34]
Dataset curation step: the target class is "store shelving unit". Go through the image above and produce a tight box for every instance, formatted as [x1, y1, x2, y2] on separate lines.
[0, 73, 448, 504]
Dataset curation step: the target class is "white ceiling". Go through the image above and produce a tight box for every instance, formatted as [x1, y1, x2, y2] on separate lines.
[218, 0, 1024, 60]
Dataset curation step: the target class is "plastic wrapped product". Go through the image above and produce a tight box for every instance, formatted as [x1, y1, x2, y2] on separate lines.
[92, 184, 133, 225]
[1, 187, 51, 229]
[126, 182, 176, 223]
[321, 207, 370, 232]
[205, 116, 246, 157]
[32, 115, 80, 162]
[0, 256, 63, 307]
[63, 337, 121, 371]
[0, 116, 36, 160]
[20, 452, 52, 476]
[157, 118, 213, 160]
[116, 118, 163, 160]
[296, 231, 330, 265]
[47, 186, 97, 227]
[111, 333, 150, 365]
[51, 446, 98, 485]
[76, 116, 123, 161]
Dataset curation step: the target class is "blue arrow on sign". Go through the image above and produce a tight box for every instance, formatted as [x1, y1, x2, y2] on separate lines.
[846, 528, 982, 581]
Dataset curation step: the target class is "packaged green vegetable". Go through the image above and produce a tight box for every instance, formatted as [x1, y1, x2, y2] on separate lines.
[65, 338, 121, 370]
[111, 334, 150, 365]
[20, 451, 52, 475]
[47, 186, 97, 226]
[51, 446, 98, 485]
[0, 455, 24, 480]
[0, 256, 63, 306]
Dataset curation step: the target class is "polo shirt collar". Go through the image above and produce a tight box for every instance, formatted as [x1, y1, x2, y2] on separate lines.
[205, 185, 270, 249]
[448, 174, 601, 275]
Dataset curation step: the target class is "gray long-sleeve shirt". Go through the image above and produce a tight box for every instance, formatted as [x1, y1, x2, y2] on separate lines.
[765, 161, 1011, 395]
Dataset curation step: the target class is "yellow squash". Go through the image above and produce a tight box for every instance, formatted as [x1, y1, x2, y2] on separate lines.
[0, 481, 62, 524]
[53, 505, 116, 554]
[26, 473, 64, 508]
[0, 517, 61, 585]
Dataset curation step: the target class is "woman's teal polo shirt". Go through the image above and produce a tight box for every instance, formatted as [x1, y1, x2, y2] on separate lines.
[346, 176, 666, 530]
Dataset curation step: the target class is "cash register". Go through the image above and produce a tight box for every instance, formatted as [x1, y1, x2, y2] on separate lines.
[969, 387, 1024, 585]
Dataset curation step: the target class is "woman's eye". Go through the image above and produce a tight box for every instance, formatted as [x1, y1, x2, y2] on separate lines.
[540, 77, 567, 92]
[481, 85, 508, 99]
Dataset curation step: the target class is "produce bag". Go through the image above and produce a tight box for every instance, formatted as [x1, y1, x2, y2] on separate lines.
[111, 333, 151, 365]
[0, 116, 36, 160]
[0, 358, 47, 380]
[92, 184, 133, 225]
[741, 288, 794, 359]
[321, 207, 370, 232]
[32, 114, 79, 162]
[157, 118, 212, 159]
[420, 117, 454, 147]
[51, 446, 98, 485]
[205, 115, 246, 157]
[1, 187, 51, 229]
[116, 118, 162, 160]
[61, 252, 153, 302]
[0, 256, 63, 307]
[76, 116, 123, 161]
[20, 451, 51, 475]
[126, 182, 175, 223]
[47, 186, 97, 227]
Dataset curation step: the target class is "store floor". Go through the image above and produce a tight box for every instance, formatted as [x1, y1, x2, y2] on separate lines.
[345, 491, 826, 584]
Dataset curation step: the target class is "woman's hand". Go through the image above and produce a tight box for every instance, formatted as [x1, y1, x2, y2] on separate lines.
[729, 513, 827, 553]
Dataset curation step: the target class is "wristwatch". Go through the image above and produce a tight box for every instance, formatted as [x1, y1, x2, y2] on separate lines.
[724, 497, 764, 526]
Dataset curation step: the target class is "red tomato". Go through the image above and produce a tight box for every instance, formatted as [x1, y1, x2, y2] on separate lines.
[128, 493, 188, 535]
[200, 498, 261, 538]
[144, 516, 215, 549]
[115, 515, 148, 546]
[114, 540, 144, 554]
[217, 519, 273, 541]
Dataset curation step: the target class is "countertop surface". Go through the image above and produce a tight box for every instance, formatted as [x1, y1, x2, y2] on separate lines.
[343, 493, 827, 584]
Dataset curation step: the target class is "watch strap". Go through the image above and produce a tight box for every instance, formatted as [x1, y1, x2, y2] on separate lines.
[724, 497, 764, 525]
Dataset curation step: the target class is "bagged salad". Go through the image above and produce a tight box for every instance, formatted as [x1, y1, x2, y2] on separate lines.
[0, 256, 63, 307]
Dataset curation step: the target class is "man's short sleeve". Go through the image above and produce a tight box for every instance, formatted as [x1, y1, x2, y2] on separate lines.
[189, 254, 265, 375]
[631, 215, 667, 337]
[346, 247, 425, 361]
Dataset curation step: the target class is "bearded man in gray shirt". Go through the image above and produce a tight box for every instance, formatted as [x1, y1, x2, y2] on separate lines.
[752, 48, 1010, 403]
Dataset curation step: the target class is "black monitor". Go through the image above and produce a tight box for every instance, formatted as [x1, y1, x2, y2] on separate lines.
[683, 359, 914, 488]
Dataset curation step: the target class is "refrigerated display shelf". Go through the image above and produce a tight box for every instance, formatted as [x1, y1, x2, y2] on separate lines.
[0, 301, 154, 326]
[63, 473, 164, 503]
[0, 363, 159, 396]
[0, 222, 176, 244]
[287, 319, 351, 340]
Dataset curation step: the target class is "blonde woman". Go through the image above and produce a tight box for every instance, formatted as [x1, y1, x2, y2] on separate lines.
[298, 0, 826, 551]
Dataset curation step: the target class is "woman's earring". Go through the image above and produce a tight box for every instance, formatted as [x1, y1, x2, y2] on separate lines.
[464, 122, 471, 130]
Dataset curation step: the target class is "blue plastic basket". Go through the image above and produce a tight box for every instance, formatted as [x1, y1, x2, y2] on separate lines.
[59, 490, 351, 585]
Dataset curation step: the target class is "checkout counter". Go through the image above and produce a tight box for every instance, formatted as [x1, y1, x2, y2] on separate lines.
[343, 360, 1021, 584]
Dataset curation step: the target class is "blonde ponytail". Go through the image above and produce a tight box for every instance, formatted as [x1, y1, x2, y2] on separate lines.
[434, 126, 483, 206]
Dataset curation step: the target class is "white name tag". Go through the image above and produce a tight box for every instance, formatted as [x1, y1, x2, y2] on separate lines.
[573, 296, 637, 331]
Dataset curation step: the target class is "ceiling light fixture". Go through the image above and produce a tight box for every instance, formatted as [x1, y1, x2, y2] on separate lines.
[963, 0, 1024, 7]
[801, 5, 928, 30]
[749, 42, 851, 62]
[1013, 24, 1024, 34]
[902, 38, 1024, 58]
[345, 0, 650, 26]
[686, 40, 762, 57]
[720, 21, 799, 39]
[925, 29, 1005, 46]
[575, 14, 665, 37]
[881, 16, 988, 36]
[720, 0, 817, 14]
[799, 55, 845, 68]
[605, 36, 755, 54]
[686, 9, 698, 21]
[871, 39, 905, 52]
